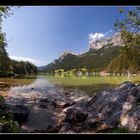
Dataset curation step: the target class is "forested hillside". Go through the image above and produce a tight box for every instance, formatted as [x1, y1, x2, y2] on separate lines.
[40, 46, 120, 73]
[39, 7, 140, 75]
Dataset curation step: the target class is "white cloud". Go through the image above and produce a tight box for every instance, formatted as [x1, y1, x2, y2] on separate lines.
[9, 56, 45, 66]
[88, 30, 113, 45]
[88, 32, 105, 44]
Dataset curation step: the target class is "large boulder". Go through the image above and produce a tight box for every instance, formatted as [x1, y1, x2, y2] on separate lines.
[86, 81, 139, 132]
[11, 105, 29, 124]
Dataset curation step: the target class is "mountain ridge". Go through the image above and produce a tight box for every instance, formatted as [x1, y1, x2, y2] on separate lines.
[38, 33, 123, 72]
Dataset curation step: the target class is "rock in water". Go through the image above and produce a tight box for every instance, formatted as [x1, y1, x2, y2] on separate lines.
[86, 81, 139, 132]
[39, 103, 47, 109]
[52, 99, 74, 108]
[59, 106, 88, 123]
[39, 98, 48, 102]
[11, 105, 29, 124]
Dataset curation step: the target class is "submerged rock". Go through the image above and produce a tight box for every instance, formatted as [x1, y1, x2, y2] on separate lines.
[39, 98, 49, 103]
[11, 105, 29, 124]
[39, 103, 47, 109]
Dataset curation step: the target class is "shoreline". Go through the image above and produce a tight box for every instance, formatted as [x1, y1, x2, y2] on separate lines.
[0, 78, 140, 133]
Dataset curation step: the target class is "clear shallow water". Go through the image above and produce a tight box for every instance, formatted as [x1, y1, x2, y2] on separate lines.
[3, 74, 140, 104]
[6, 76, 56, 104]
[2, 74, 140, 131]
[44, 75, 140, 94]
[9, 76, 55, 94]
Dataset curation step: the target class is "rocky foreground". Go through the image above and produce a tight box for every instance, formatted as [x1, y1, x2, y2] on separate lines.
[0, 81, 140, 133]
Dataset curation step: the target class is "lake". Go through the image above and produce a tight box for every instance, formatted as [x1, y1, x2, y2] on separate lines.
[44, 74, 140, 95]
[1, 74, 140, 98]
[0, 74, 140, 132]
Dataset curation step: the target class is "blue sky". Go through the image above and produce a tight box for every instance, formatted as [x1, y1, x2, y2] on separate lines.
[2, 6, 134, 66]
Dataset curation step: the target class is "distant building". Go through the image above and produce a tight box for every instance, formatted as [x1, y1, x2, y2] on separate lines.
[77, 71, 82, 76]
[99, 71, 110, 76]
[85, 72, 89, 76]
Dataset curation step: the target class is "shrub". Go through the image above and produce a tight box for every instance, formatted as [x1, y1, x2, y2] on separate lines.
[0, 95, 4, 102]
[2, 120, 21, 133]
[111, 127, 129, 133]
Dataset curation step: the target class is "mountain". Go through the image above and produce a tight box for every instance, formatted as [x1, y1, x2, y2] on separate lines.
[38, 33, 123, 73]
[89, 33, 123, 50]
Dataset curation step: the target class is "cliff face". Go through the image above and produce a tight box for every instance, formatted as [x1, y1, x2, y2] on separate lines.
[89, 33, 123, 50]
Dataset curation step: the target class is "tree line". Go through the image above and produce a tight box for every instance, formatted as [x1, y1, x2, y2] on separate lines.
[1, 6, 139, 77]
[0, 6, 37, 77]
[106, 7, 140, 75]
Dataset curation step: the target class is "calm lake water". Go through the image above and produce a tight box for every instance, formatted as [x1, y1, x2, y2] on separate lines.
[1, 75, 140, 132]
[45, 75, 140, 94]
[1, 74, 140, 98]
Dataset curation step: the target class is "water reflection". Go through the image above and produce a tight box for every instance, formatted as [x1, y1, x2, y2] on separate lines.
[6, 76, 56, 105]
[3, 74, 140, 105]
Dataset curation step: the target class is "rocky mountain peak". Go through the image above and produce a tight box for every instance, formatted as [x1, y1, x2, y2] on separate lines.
[58, 51, 76, 62]
[89, 33, 124, 50]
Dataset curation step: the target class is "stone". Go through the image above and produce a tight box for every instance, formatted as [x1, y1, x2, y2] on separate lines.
[86, 81, 139, 132]
[116, 81, 136, 90]
[0, 123, 4, 132]
[11, 105, 29, 124]
[34, 125, 60, 133]
[120, 106, 140, 132]
[59, 122, 71, 133]
[39, 98, 48, 102]
[52, 99, 74, 108]
[39, 103, 47, 109]
[61, 106, 88, 123]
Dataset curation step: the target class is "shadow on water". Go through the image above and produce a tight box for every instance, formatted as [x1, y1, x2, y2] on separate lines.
[21, 101, 60, 132]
